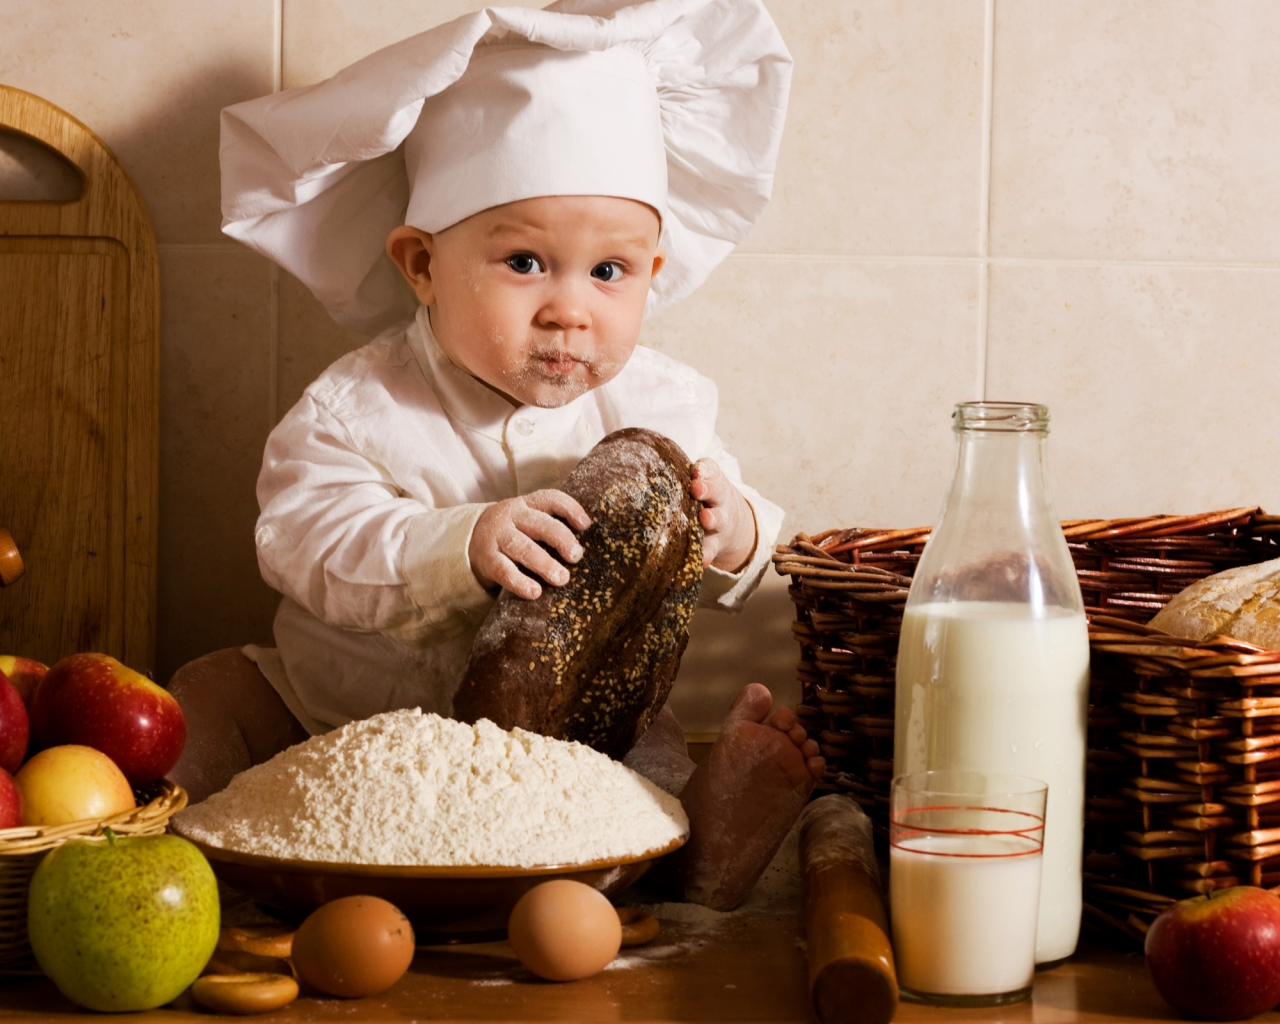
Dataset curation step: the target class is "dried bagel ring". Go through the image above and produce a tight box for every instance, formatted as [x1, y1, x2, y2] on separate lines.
[218, 925, 295, 959]
[616, 907, 660, 947]
[204, 950, 292, 978]
[191, 973, 299, 1015]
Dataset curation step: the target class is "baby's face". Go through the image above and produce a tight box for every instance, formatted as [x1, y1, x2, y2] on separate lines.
[392, 196, 664, 408]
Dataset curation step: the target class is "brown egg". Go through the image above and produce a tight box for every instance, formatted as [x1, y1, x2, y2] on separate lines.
[507, 880, 622, 981]
[292, 896, 415, 997]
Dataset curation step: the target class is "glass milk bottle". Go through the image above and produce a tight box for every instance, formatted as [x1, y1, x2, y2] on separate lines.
[893, 402, 1089, 965]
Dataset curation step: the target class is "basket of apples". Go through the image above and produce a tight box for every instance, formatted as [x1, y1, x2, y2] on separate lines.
[0, 653, 187, 975]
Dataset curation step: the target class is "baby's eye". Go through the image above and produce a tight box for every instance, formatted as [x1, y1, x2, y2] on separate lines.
[506, 254, 543, 275]
[590, 261, 625, 283]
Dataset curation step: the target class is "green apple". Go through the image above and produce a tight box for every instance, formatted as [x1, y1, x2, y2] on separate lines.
[27, 830, 219, 1011]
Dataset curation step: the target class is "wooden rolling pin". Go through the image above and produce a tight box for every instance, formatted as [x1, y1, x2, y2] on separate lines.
[799, 794, 897, 1024]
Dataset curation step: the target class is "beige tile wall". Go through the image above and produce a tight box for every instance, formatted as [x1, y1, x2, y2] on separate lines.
[4, 1, 1279, 732]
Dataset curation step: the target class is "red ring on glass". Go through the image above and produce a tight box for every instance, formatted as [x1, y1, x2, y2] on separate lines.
[890, 805, 1045, 858]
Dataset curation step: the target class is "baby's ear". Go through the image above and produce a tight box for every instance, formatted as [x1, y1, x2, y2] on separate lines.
[386, 226, 436, 303]
[650, 246, 666, 281]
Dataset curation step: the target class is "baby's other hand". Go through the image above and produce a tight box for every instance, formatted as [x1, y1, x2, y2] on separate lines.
[469, 490, 591, 600]
[690, 460, 756, 574]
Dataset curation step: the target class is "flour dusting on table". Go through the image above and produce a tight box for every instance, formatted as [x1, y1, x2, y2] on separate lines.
[175, 709, 688, 866]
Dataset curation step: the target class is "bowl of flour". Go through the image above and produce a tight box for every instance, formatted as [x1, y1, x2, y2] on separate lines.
[172, 709, 689, 939]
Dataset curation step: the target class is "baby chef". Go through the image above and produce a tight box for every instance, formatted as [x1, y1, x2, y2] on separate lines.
[169, 0, 825, 910]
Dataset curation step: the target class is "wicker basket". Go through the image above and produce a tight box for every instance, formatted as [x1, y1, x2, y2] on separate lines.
[0, 780, 187, 975]
[1084, 615, 1280, 939]
[773, 507, 1280, 942]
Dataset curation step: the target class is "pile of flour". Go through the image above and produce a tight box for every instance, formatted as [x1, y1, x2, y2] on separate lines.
[174, 709, 689, 867]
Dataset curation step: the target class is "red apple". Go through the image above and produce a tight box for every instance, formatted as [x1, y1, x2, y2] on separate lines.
[30, 654, 185, 785]
[1145, 886, 1280, 1020]
[0, 670, 28, 774]
[0, 656, 48, 706]
[0, 766, 22, 829]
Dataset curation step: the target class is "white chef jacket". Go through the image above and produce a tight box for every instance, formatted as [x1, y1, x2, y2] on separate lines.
[246, 307, 785, 735]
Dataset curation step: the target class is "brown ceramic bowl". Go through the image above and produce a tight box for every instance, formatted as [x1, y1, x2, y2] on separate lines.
[178, 832, 685, 943]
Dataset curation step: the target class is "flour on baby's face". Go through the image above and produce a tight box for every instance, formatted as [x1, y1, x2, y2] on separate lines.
[506, 340, 628, 408]
[421, 195, 664, 409]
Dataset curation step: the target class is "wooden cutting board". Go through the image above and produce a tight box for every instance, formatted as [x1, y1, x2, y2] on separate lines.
[0, 86, 158, 673]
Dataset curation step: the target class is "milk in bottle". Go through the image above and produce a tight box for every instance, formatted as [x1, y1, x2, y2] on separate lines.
[893, 403, 1089, 964]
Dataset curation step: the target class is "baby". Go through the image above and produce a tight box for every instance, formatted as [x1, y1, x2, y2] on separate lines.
[170, 0, 822, 909]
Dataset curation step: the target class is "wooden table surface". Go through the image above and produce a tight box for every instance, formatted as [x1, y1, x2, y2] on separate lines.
[0, 908, 1241, 1023]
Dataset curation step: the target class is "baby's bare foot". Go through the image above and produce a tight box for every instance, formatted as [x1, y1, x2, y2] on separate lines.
[672, 683, 824, 911]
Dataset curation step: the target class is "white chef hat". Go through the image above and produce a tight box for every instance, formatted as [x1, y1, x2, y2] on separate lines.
[219, 0, 792, 335]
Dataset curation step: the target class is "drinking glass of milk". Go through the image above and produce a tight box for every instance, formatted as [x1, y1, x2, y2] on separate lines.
[893, 401, 1088, 966]
[890, 770, 1047, 1005]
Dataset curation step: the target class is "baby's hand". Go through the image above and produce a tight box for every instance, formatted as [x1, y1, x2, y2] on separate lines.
[469, 490, 592, 600]
[690, 460, 756, 573]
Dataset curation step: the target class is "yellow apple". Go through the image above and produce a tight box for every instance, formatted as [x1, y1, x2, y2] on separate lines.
[16, 745, 135, 827]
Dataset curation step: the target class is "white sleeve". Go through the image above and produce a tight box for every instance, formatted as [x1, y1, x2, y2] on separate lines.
[254, 395, 494, 644]
[697, 437, 786, 612]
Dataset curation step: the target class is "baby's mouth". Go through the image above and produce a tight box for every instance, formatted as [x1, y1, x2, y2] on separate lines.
[532, 350, 588, 377]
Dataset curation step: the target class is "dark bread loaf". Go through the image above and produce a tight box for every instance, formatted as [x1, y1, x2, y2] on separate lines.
[452, 428, 703, 760]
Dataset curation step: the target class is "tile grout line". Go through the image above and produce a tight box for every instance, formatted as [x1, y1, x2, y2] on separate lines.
[722, 251, 1280, 270]
[268, 0, 284, 428]
[273, 0, 283, 93]
[269, 265, 280, 427]
[999, 255, 1280, 269]
[977, 0, 996, 400]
